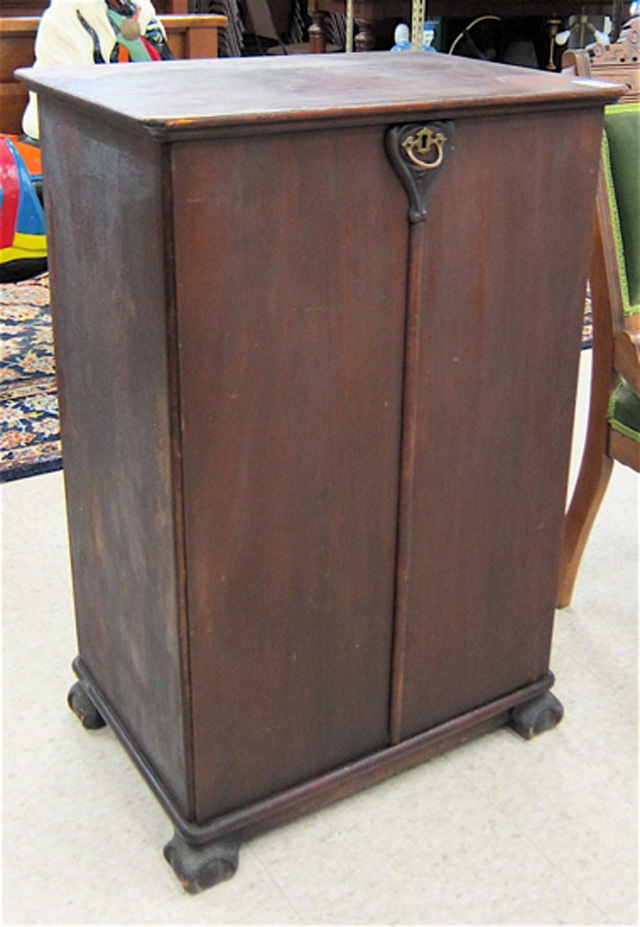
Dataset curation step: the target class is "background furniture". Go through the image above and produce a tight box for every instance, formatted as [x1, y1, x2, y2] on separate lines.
[0, 0, 188, 11]
[0, 17, 38, 133]
[0, 13, 226, 135]
[161, 12, 227, 54]
[0, 0, 313, 57]
[20, 51, 618, 892]
[244, 0, 340, 52]
[307, 0, 629, 53]
[557, 20, 639, 607]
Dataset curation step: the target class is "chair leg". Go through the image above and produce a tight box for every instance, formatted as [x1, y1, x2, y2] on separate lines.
[557, 207, 619, 609]
[557, 294, 614, 607]
[557, 304, 614, 609]
[556, 434, 613, 608]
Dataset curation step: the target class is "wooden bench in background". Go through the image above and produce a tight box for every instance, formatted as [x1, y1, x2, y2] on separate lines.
[0, 13, 227, 135]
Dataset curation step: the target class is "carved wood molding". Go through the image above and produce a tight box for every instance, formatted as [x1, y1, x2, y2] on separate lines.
[586, 16, 640, 102]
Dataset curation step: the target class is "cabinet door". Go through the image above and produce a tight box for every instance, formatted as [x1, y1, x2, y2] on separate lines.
[172, 125, 407, 823]
[393, 110, 603, 740]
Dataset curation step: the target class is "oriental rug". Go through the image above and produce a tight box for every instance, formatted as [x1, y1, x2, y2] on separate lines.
[1, 274, 62, 483]
[0, 275, 594, 484]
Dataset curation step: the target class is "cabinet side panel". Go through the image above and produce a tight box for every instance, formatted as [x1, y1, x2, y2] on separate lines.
[172, 127, 407, 822]
[399, 109, 603, 737]
[39, 102, 190, 814]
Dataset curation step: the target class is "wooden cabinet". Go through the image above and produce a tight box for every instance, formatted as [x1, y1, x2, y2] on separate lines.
[19, 52, 618, 892]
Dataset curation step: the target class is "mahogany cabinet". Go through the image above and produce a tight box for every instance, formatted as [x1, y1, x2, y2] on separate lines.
[19, 53, 618, 892]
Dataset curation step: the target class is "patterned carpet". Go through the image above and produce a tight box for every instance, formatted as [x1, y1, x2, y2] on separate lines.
[1, 274, 62, 482]
[582, 285, 593, 348]
[0, 274, 594, 484]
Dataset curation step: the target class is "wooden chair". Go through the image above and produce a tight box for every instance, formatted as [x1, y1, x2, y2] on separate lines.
[557, 19, 640, 607]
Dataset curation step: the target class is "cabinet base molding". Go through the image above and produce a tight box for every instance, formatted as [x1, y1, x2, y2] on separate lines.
[163, 831, 240, 895]
[69, 657, 561, 892]
[509, 691, 565, 740]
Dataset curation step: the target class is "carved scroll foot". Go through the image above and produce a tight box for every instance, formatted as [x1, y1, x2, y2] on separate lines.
[163, 830, 240, 894]
[510, 691, 564, 740]
[67, 680, 106, 730]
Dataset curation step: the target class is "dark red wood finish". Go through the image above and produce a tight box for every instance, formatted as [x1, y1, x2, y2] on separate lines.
[171, 126, 408, 821]
[397, 109, 605, 738]
[39, 102, 193, 817]
[17, 53, 621, 136]
[18, 53, 619, 857]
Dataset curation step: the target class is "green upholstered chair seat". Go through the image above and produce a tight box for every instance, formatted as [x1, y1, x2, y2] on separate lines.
[608, 379, 640, 441]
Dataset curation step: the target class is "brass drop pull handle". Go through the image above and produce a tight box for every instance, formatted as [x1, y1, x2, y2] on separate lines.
[401, 127, 447, 170]
[386, 121, 453, 224]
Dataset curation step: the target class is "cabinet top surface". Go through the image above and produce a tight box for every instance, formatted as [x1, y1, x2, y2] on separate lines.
[18, 52, 620, 136]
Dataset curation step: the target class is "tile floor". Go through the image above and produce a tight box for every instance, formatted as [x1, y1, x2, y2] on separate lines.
[2, 350, 638, 924]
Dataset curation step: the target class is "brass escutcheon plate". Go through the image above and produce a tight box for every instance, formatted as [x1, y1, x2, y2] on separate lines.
[401, 126, 448, 170]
